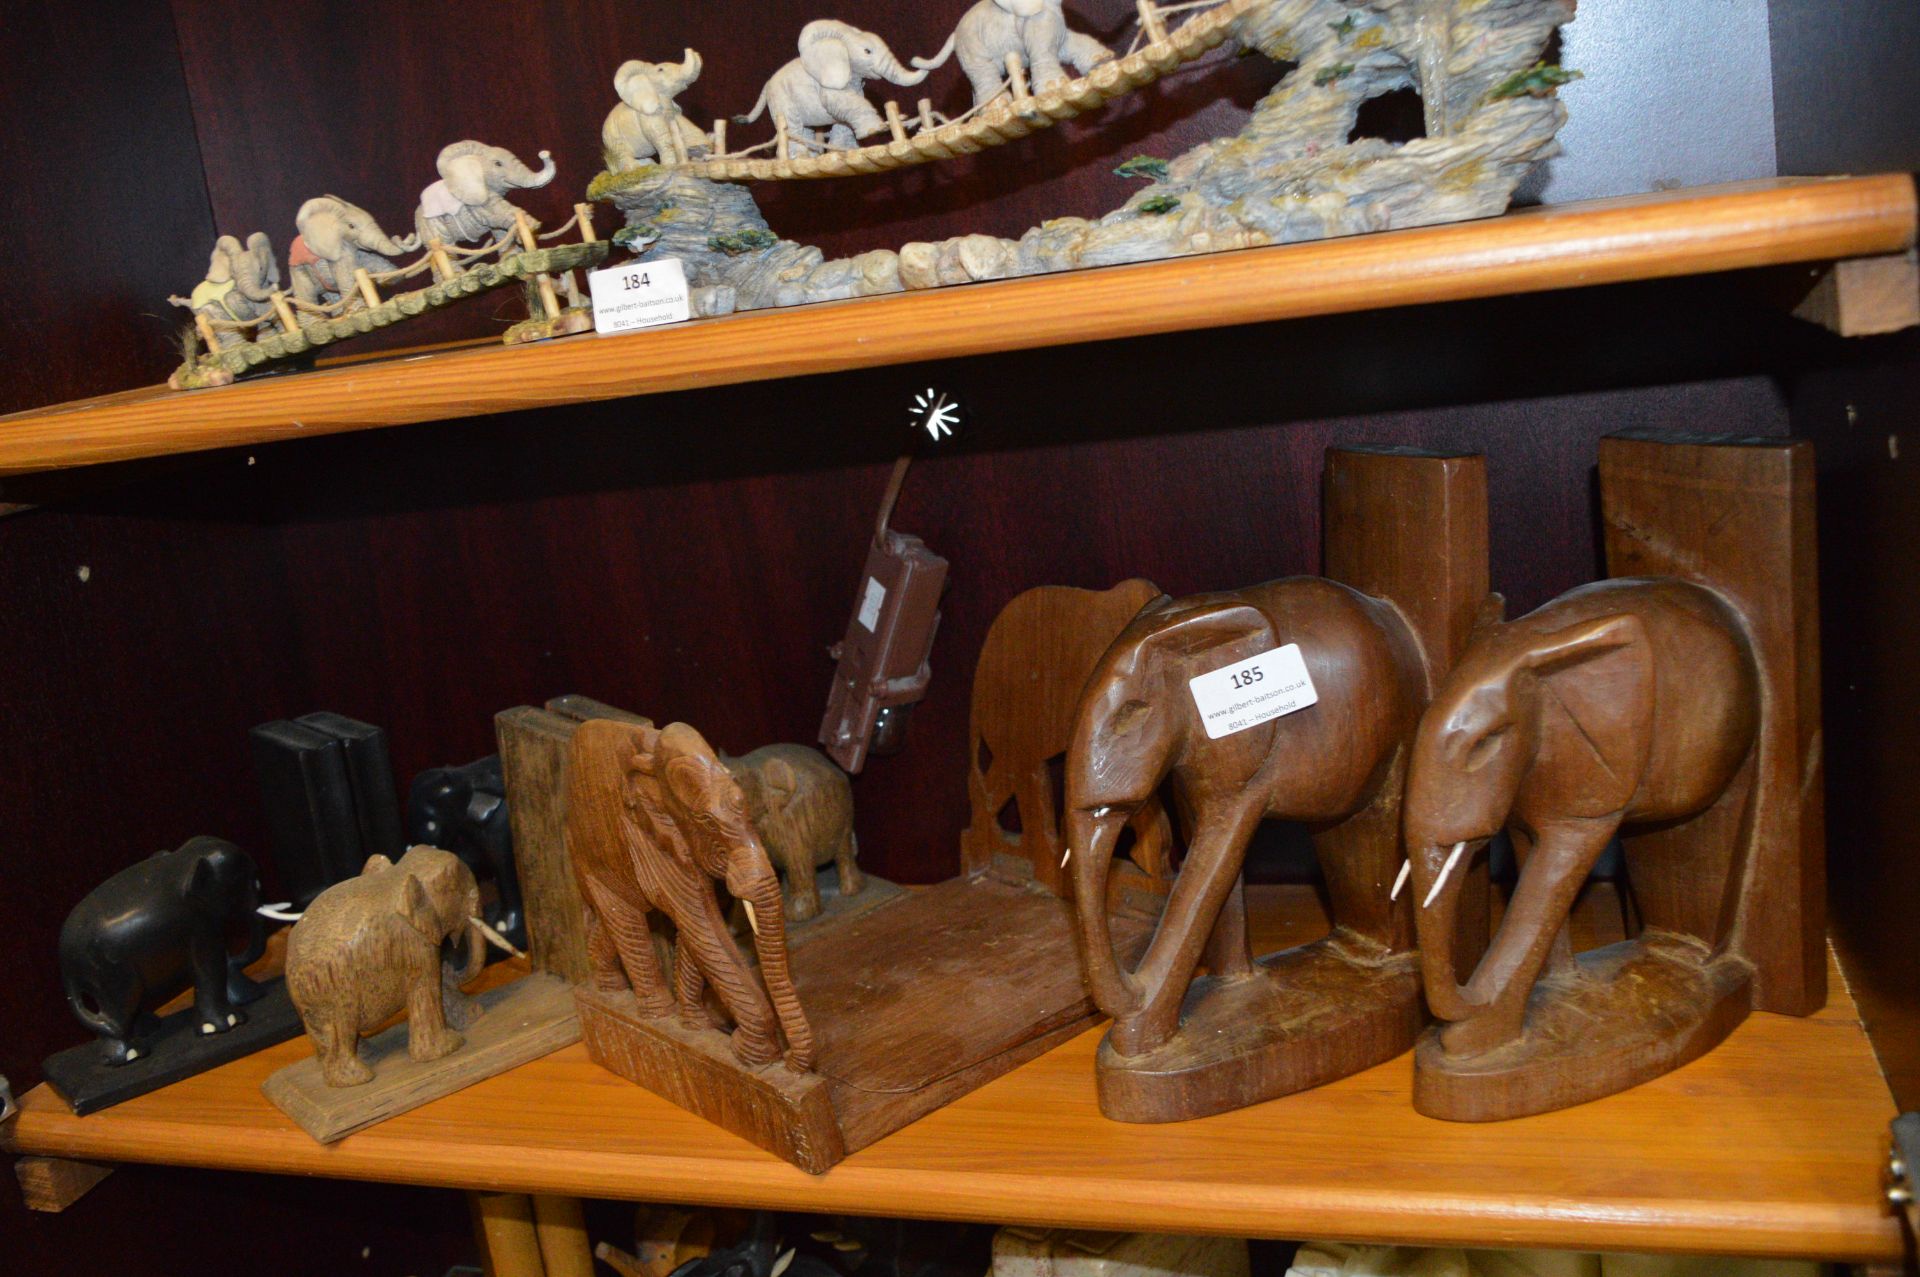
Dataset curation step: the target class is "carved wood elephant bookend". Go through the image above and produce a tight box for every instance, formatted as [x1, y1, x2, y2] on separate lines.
[961, 579, 1172, 901]
[1406, 434, 1824, 1121]
[566, 718, 814, 1074]
[1066, 448, 1492, 1122]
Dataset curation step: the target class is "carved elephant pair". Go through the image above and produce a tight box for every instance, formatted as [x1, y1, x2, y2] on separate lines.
[1068, 576, 1758, 1064]
[567, 719, 814, 1073]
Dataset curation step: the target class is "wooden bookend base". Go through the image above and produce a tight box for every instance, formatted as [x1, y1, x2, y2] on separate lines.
[262, 973, 579, 1143]
[1096, 935, 1421, 1122]
[14, 1156, 114, 1212]
[43, 980, 303, 1117]
[579, 876, 1149, 1173]
[578, 986, 844, 1174]
[1414, 935, 1752, 1122]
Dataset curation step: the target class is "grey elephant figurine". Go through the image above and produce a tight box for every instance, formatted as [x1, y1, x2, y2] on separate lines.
[736, 19, 950, 153]
[170, 233, 281, 347]
[726, 744, 862, 922]
[289, 195, 419, 307]
[927, 0, 1117, 107]
[604, 50, 711, 170]
[283, 846, 486, 1087]
[413, 140, 557, 253]
[565, 718, 813, 1073]
[58, 837, 270, 1065]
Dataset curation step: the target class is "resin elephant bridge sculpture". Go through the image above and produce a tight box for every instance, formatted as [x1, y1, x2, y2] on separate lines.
[565, 718, 814, 1073]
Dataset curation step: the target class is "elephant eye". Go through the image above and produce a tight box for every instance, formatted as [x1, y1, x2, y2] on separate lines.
[1109, 699, 1152, 736]
[1462, 725, 1510, 771]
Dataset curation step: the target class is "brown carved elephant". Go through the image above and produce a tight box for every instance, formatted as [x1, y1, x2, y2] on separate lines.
[1404, 578, 1759, 1058]
[1066, 579, 1426, 1057]
[726, 744, 860, 922]
[284, 846, 485, 1087]
[565, 719, 814, 1072]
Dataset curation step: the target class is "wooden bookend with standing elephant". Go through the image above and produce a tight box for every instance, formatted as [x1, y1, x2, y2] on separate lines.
[1407, 433, 1824, 1121]
[1069, 448, 1492, 1122]
[568, 583, 1166, 1172]
[261, 845, 578, 1143]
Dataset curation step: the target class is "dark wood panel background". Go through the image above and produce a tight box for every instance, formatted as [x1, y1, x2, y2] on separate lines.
[1, 1, 1912, 1271]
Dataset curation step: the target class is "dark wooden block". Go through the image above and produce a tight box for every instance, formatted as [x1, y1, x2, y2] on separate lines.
[44, 981, 303, 1117]
[250, 720, 363, 907]
[296, 712, 404, 860]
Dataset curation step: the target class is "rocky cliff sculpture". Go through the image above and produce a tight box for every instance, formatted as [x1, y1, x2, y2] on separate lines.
[593, 0, 1578, 318]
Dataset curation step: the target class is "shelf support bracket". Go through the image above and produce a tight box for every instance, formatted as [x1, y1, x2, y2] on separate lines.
[1791, 251, 1919, 337]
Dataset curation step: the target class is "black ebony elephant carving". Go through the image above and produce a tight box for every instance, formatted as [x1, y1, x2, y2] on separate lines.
[407, 755, 523, 949]
[58, 836, 270, 1065]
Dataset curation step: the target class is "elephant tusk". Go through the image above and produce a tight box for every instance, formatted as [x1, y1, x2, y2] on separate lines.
[1422, 841, 1468, 909]
[470, 914, 525, 960]
[742, 899, 760, 936]
[1060, 845, 1072, 867]
[1390, 859, 1411, 901]
[257, 901, 304, 922]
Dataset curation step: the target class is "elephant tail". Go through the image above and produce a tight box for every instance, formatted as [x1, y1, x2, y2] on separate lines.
[61, 963, 120, 1039]
[912, 32, 957, 72]
[735, 81, 770, 126]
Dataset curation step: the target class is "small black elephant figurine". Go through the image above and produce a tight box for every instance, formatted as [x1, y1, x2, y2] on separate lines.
[669, 1213, 842, 1277]
[58, 836, 270, 1065]
[407, 755, 523, 949]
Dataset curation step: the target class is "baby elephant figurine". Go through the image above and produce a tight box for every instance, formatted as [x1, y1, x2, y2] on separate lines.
[284, 846, 486, 1087]
[726, 745, 861, 922]
[59, 837, 270, 1065]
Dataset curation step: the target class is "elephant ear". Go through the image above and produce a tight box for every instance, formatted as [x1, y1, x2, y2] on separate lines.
[1471, 592, 1507, 640]
[1525, 612, 1655, 794]
[399, 872, 439, 938]
[664, 752, 716, 819]
[1143, 599, 1276, 665]
[207, 235, 241, 282]
[441, 153, 489, 207]
[362, 853, 394, 875]
[763, 758, 798, 802]
[800, 24, 854, 90]
[185, 857, 223, 909]
[615, 60, 663, 114]
[298, 199, 345, 260]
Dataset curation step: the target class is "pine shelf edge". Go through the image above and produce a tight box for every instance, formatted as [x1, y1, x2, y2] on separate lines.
[4, 884, 1903, 1262]
[0, 175, 1914, 480]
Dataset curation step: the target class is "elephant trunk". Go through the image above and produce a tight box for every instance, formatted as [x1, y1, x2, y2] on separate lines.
[742, 874, 814, 1071]
[370, 225, 417, 257]
[670, 48, 703, 91]
[446, 884, 488, 983]
[1407, 837, 1484, 1022]
[514, 150, 558, 190]
[1066, 805, 1143, 1019]
[875, 44, 933, 88]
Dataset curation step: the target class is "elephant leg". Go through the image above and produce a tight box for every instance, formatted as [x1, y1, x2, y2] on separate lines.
[1063, 32, 1115, 74]
[964, 55, 1007, 106]
[1443, 815, 1619, 1057]
[1111, 798, 1264, 1056]
[1200, 878, 1254, 980]
[588, 882, 674, 1015]
[406, 946, 465, 1064]
[189, 931, 243, 1035]
[312, 1012, 374, 1087]
[836, 829, 864, 897]
[1509, 825, 1576, 981]
[674, 942, 714, 1030]
[786, 846, 823, 922]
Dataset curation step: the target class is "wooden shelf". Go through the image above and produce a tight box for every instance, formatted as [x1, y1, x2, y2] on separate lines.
[1, 176, 1913, 480]
[4, 886, 1902, 1261]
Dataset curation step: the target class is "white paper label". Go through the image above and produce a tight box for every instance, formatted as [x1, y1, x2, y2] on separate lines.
[588, 258, 690, 333]
[1188, 644, 1318, 740]
[856, 577, 887, 631]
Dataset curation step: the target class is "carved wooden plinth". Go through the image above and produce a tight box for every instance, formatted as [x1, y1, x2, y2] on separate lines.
[263, 973, 579, 1143]
[1096, 935, 1421, 1123]
[1414, 936, 1753, 1122]
[578, 875, 1150, 1173]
